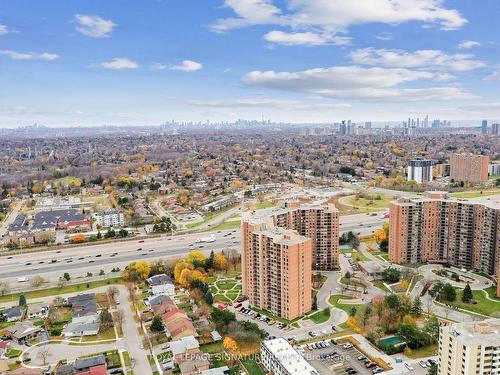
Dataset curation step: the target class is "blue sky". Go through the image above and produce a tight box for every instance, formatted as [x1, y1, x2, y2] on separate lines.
[0, 0, 499, 127]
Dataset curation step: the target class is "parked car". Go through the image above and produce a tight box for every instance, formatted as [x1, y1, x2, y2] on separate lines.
[404, 363, 414, 371]
[419, 361, 427, 368]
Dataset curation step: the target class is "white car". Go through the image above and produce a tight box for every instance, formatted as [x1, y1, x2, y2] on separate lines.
[419, 361, 427, 368]
[404, 363, 414, 371]
[343, 343, 353, 349]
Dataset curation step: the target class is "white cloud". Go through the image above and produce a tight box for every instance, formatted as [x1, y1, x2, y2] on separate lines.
[350, 48, 485, 72]
[264, 31, 330, 46]
[457, 40, 480, 49]
[375, 32, 392, 41]
[0, 24, 8, 35]
[101, 58, 138, 70]
[459, 103, 500, 113]
[0, 50, 59, 60]
[212, 0, 466, 44]
[191, 98, 351, 110]
[75, 14, 116, 38]
[170, 60, 203, 72]
[243, 65, 473, 101]
[484, 70, 500, 81]
[211, 0, 283, 32]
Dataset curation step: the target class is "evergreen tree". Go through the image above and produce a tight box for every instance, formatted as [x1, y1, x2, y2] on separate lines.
[410, 296, 422, 316]
[205, 291, 214, 305]
[19, 293, 26, 307]
[462, 283, 473, 303]
[349, 306, 357, 317]
[312, 294, 318, 310]
[151, 315, 165, 332]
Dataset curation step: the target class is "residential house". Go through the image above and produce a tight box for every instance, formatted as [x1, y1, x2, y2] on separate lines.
[5, 321, 41, 343]
[1, 306, 24, 322]
[28, 304, 48, 319]
[200, 367, 230, 375]
[162, 308, 197, 341]
[170, 336, 210, 375]
[146, 274, 175, 296]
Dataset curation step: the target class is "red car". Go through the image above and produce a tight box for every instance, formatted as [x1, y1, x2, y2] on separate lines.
[138, 240, 145, 243]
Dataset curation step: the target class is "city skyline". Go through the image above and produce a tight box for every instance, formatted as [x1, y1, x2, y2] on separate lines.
[0, 0, 500, 126]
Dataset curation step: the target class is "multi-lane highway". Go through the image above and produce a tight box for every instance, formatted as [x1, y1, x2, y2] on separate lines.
[0, 211, 387, 287]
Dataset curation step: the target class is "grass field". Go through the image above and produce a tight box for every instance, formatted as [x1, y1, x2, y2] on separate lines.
[186, 204, 238, 229]
[405, 344, 438, 359]
[240, 357, 265, 375]
[341, 249, 370, 262]
[451, 189, 500, 199]
[329, 295, 364, 314]
[448, 288, 500, 316]
[0, 277, 122, 303]
[342, 194, 393, 213]
[209, 220, 241, 231]
[308, 308, 331, 324]
[249, 200, 276, 210]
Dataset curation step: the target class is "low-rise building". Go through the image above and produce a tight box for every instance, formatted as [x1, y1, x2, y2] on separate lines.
[260, 338, 319, 375]
[92, 210, 125, 228]
[1, 306, 25, 322]
[5, 321, 41, 343]
[146, 274, 175, 296]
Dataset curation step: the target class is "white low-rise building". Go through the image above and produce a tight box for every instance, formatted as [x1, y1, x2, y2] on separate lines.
[261, 338, 319, 375]
[146, 274, 175, 296]
[93, 210, 125, 228]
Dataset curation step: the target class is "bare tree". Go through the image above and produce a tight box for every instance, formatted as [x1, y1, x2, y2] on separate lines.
[107, 286, 119, 306]
[425, 297, 434, 316]
[0, 281, 10, 296]
[37, 347, 51, 366]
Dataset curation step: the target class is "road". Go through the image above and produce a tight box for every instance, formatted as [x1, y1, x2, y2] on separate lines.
[0, 201, 22, 238]
[0, 212, 386, 286]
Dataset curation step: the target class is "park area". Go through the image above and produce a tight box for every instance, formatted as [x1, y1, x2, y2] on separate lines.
[207, 271, 243, 303]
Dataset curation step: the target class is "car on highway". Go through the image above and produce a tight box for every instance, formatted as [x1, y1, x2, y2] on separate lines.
[138, 240, 145, 243]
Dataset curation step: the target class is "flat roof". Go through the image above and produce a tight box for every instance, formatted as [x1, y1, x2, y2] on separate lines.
[262, 338, 319, 375]
[442, 318, 500, 346]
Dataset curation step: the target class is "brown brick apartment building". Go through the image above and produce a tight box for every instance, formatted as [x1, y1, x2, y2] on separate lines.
[450, 153, 489, 184]
[242, 201, 339, 319]
[389, 192, 500, 297]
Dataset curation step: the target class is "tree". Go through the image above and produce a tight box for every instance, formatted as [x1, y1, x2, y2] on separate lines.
[462, 283, 473, 303]
[379, 238, 389, 252]
[385, 294, 401, 311]
[410, 296, 422, 316]
[210, 308, 236, 330]
[123, 260, 152, 281]
[62, 272, 71, 281]
[441, 283, 456, 302]
[214, 253, 228, 271]
[107, 286, 119, 305]
[204, 291, 214, 305]
[349, 306, 357, 317]
[100, 309, 114, 330]
[427, 363, 437, 375]
[72, 233, 86, 243]
[0, 281, 9, 296]
[312, 294, 318, 310]
[19, 293, 27, 306]
[423, 315, 440, 344]
[382, 268, 401, 283]
[30, 275, 45, 288]
[151, 315, 165, 332]
[37, 347, 51, 365]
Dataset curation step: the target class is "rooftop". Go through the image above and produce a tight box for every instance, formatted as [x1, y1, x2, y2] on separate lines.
[262, 338, 319, 375]
[442, 318, 500, 346]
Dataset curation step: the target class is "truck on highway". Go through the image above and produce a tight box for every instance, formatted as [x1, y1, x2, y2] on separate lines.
[196, 234, 216, 243]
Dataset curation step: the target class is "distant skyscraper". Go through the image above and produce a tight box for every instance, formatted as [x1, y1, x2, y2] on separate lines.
[364, 121, 372, 129]
[407, 160, 433, 184]
[492, 123, 499, 136]
[481, 119, 488, 135]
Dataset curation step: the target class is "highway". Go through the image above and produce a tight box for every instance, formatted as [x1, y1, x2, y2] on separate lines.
[0, 212, 387, 287]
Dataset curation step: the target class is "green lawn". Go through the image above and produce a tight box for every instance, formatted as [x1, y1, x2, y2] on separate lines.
[373, 280, 391, 293]
[448, 288, 500, 316]
[451, 189, 500, 199]
[240, 357, 265, 375]
[343, 194, 393, 213]
[341, 249, 370, 262]
[0, 321, 14, 329]
[5, 348, 23, 358]
[0, 277, 122, 303]
[340, 276, 365, 288]
[405, 344, 438, 359]
[186, 204, 238, 229]
[214, 294, 232, 303]
[200, 342, 224, 354]
[216, 280, 237, 290]
[250, 200, 276, 210]
[308, 308, 331, 324]
[329, 295, 364, 314]
[209, 220, 241, 231]
[250, 307, 301, 325]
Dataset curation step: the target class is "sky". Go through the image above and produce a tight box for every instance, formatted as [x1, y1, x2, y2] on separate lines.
[0, 0, 499, 127]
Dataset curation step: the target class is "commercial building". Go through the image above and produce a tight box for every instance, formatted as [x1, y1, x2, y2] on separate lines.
[92, 209, 124, 227]
[438, 319, 500, 375]
[260, 338, 319, 375]
[450, 153, 489, 184]
[407, 159, 433, 184]
[389, 192, 500, 297]
[481, 119, 488, 135]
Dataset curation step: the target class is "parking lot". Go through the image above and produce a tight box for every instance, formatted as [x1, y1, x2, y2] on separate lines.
[299, 339, 384, 375]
